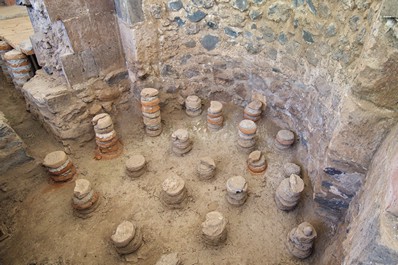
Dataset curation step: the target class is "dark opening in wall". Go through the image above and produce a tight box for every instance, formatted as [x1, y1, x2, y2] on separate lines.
[114, 0, 144, 25]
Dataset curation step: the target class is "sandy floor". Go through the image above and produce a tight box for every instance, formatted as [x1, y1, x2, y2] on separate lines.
[0, 78, 330, 264]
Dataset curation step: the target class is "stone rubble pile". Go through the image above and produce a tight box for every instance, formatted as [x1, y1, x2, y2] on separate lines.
[207, 101, 224, 131]
[275, 174, 304, 211]
[72, 179, 100, 218]
[185, 95, 202, 117]
[92, 113, 122, 159]
[201, 211, 228, 246]
[287, 222, 317, 259]
[111, 220, 143, 255]
[141, 88, 162, 137]
[125, 154, 147, 178]
[197, 156, 216, 180]
[275, 129, 295, 150]
[237, 119, 257, 152]
[43, 151, 76, 182]
[161, 175, 187, 208]
[247, 150, 267, 175]
[243, 100, 263, 122]
[226, 176, 248, 206]
[3, 49, 33, 89]
[171, 129, 193, 156]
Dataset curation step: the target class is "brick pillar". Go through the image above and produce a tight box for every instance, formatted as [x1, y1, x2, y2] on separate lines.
[4, 49, 33, 89]
[0, 41, 13, 83]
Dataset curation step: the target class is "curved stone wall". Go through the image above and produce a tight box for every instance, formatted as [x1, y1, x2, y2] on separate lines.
[118, 0, 398, 221]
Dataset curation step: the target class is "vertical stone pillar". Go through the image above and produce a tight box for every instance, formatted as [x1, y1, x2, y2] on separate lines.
[111, 221, 143, 255]
[0, 41, 13, 83]
[171, 129, 193, 156]
[207, 101, 224, 131]
[237, 119, 257, 153]
[201, 211, 228, 245]
[243, 100, 263, 122]
[72, 179, 100, 219]
[141, 88, 162, 136]
[287, 222, 317, 259]
[43, 151, 76, 182]
[3, 49, 33, 89]
[92, 113, 122, 159]
[185, 95, 202, 117]
[160, 175, 187, 208]
[247, 150, 267, 175]
[226, 176, 248, 206]
[275, 174, 304, 211]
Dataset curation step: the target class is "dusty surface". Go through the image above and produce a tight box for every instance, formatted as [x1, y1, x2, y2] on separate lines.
[0, 8, 33, 54]
[0, 77, 331, 264]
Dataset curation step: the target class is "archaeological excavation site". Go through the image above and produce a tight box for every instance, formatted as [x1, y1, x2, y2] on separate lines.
[0, 0, 398, 264]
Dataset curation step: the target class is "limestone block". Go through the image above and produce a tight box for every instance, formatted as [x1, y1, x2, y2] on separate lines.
[43, 0, 115, 22]
[43, 0, 86, 22]
[337, 124, 398, 264]
[114, 0, 144, 25]
[63, 12, 123, 67]
[381, 0, 398, 18]
[91, 40, 124, 75]
[60, 53, 85, 86]
[22, 71, 93, 141]
[80, 50, 99, 79]
[352, 51, 398, 110]
[327, 95, 397, 173]
[30, 32, 49, 68]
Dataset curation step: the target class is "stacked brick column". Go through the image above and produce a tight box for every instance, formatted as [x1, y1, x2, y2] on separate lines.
[0, 41, 13, 83]
[3, 49, 33, 89]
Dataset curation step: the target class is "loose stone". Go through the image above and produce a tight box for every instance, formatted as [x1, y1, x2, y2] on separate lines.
[126, 155, 147, 178]
[201, 211, 227, 245]
[275, 174, 304, 211]
[43, 151, 76, 182]
[287, 222, 317, 259]
[72, 179, 100, 218]
[226, 176, 248, 206]
[111, 221, 143, 255]
[197, 156, 216, 180]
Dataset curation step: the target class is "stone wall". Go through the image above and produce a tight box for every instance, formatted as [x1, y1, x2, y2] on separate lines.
[118, 0, 398, 221]
[24, 0, 73, 76]
[25, 0, 125, 84]
[0, 112, 31, 174]
[322, 123, 398, 264]
[18, 0, 131, 142]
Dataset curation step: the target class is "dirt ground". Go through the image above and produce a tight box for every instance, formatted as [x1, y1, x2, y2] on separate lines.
[0, 77, 332, 265]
